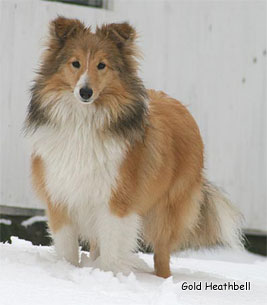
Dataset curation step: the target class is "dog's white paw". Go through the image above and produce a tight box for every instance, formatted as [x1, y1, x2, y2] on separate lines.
[80, 252, 95, 267]
[91, 257, 131, 275]
[90, 254, 149, 275]
[81, 252, 150, 275]
[128, 254, 151, 273]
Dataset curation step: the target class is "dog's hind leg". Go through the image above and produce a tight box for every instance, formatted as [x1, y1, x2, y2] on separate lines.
[154, 242, 171, 278]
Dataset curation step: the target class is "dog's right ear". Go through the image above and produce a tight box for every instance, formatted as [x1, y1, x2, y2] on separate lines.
[96, 22, 137, 50]
[49, 16, 84, 45]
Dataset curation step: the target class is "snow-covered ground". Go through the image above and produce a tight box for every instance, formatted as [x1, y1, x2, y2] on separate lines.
[0, 237, 266, 305]
[21, 216, 48, 227]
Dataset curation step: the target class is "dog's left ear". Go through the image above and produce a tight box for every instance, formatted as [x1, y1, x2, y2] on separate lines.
[96, 22, 136, 49]
[50, 16, 85, 44]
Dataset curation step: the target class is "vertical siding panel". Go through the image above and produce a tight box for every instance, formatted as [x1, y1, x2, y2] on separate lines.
[0, 0, 266, 231]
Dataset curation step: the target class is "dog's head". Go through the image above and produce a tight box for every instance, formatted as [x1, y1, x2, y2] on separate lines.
[26, 17, 147, 140]
[47, 17, 139, 104]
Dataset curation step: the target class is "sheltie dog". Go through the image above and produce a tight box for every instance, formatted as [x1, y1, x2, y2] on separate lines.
[25, 17, 243, 278]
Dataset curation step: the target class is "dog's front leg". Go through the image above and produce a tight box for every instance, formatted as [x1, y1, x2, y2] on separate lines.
[93, 207, 146, 275]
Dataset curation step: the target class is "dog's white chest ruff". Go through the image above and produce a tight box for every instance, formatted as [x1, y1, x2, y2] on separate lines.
[32, 125, 126, 210]
[31, 124, 144, 274]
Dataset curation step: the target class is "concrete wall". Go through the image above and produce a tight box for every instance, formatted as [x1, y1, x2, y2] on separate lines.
[0, 0, 266, 231]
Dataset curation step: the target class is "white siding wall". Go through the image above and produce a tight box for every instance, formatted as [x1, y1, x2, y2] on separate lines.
[0, 0, 266, 231]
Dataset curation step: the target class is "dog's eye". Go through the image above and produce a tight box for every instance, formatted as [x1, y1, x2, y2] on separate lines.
[72, 61, 80, 68]
[97, 62, 106, 70]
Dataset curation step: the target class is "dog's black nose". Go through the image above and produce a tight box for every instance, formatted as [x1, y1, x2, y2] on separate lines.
[79, 87, 93, 100]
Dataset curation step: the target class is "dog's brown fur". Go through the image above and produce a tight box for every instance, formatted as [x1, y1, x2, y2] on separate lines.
[28, 17, 243, 278]
[31, 155, 72, 232]
[109, 90, 204, 277]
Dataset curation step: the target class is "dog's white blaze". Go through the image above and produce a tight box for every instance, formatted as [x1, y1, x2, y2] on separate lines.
[74, 52, 91, 103]
[86, 51, 90, 69]
[74, 70, 89, 102]
[31, 94, 143, 273]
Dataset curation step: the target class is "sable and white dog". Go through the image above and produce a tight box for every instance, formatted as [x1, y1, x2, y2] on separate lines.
[25, 17, 243, 278]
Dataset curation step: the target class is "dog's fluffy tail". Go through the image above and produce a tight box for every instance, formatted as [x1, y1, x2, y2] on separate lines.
[183, 180, 244, 250]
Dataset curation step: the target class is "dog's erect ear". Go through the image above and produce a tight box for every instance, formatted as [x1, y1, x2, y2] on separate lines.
[96, 22, 136, 49]
[50, 16, 84, 44]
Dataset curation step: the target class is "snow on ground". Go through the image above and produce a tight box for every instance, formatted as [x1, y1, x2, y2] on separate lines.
[21, 216, 48, 227]
[0, 237, 266, 305]
[0, 219, 11, 225]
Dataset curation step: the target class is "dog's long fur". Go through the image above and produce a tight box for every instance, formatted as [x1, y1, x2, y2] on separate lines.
[25, 17, 243, 278]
